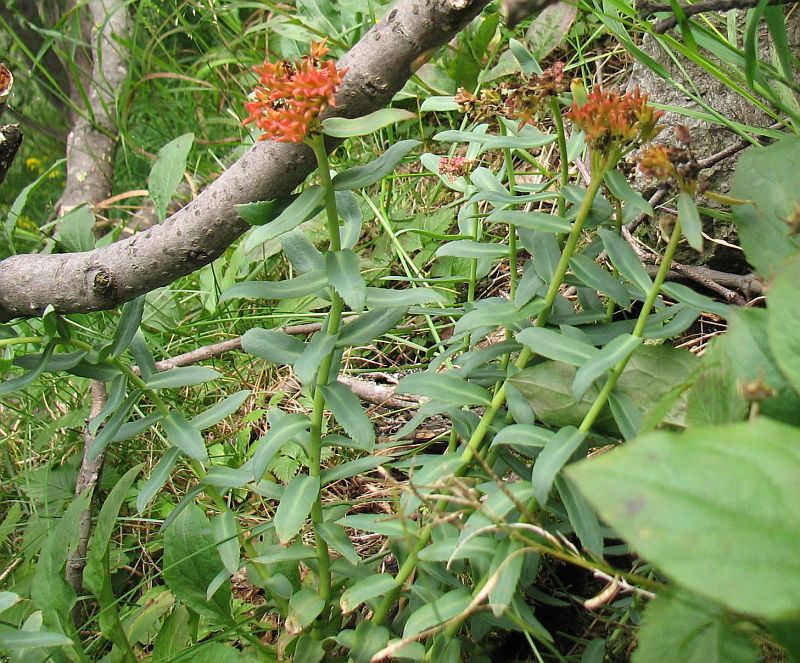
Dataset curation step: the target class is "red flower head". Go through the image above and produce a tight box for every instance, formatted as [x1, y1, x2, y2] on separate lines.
[243, 40, 347, 143]
[567, 86, 663, 153]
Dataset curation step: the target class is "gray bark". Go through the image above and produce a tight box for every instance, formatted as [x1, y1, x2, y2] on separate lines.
[0, 0, 491, 322]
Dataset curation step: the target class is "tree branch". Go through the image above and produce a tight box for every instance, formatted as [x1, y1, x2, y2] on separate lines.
[639, 0, 796, 33]
[0, 0, 491, 322]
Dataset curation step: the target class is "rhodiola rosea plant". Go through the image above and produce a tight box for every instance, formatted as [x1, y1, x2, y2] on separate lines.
[1, 5, 799, 662]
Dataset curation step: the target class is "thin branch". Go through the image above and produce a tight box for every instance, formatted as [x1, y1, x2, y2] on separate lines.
[641, 0, 796, 32]
[0, 0, 492, 322]
[66, 380, 107, 618]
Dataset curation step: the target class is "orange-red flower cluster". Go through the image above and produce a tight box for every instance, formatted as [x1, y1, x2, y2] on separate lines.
[567, 86, 663, 152]
[438, 155, 474, 181]
[243, 41, 346, 143]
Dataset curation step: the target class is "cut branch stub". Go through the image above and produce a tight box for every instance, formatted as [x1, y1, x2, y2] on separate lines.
[0, 0, 492, 322]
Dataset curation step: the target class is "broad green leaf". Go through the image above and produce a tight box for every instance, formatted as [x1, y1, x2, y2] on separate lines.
[293, 331, 339, 385]
[55, 205, 95, 252]
[531, 426, 585, 506]
[321, 381, 375, 450]
[274, 474, 319, 544]
[730, 135, 800, 278]
[88, 373, 127, 435]
[0, 630, 74, 650]
[282, 227, 324, 272]
[395, 372, 492, 406]
[604, 170, 653, 217]
[285, 588, 325, 633]
[402, 588, 471, 638]
[436, 239, 508, 260]
[326, 249, 366, 311]
[660, 282, 729, 318]
[315, 521, 359, 565]
[490, 423, 554, 451]
[89, 391, 140, 460]
[137, 447, 180, 512]
[570, 254, 631, 309]
[251, 543, 315, 564]
[244, 186, 324, 251]
[340, 574, 397, 613]
[212, 511, 240, 574]
[201, 466, 252, 489]
[151, 606, 192, 662]
[321, 456, 386, 484]
[555, 475, 603, 556]
[488, 209, 571, 233]
[0, 592, 20, 613]
[572, 334, 641, 400]
[633, 591, 759, 663]
[235, 197, 284, 226]
[220, 270, 327, 302]
[365, 286, 444, 308]
[322, 108, 416, 137]
[599, 228, 653, 295]
[332, 139, 421, 190]
[568, 418, 800, 620]
[149, 133, 194, 221]
[167, 641, 261, 663]
[488, 539, 524, 616]
[111, 296, 146, 359]
[145, 366, 221, 389]
[251, 412, 311, 481]
[677, 191, 703, 251]
[84, 465, 142, 597]
[767, 251, 800, 396]
[454, 298, 545, 336]
[130, 330, 157, 381]
[242, 328, 305, 364]
[336, 306, 408, 346]
[114, 411, 164, 443]
[517, 327, 598, 366]
[337, 512, 419, 537]
[420, 96, 458, 111]
[162, 411, 208, 461]
[190, 390, 251, 430]
[509, 37, 543, 75]
[608, 390, 643, 440]
[163, 504, 231, 623]
[350, 621, 391, 663]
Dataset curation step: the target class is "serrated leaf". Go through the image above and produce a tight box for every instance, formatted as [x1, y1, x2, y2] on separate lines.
[531, 426, 585, 506]
[573, 334, 641, 400]
[332, 139, 420, 190]
[145, 366, 221, 389]
[162, 411, 208, 461]
[567, 418, 800, 620]
[326, 249, 366, 311]
[395, 372, 491, 406]
[322, 108, 416, 137]
[274, 474, 319, 543]
[235, 198, 284, 226]
[321, 381, 375, 450]
[220, 270, 327, 302]
[149, 133, 194, 221]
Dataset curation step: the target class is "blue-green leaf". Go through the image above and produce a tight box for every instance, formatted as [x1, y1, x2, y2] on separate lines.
[220, 270, 328, 302]
[251, 412, 311, 481]
[190, 390, 251, 430]
[395, 372, 492, 406]
[488, 209, 571, 233]
[599, 228, 653, 295]
[137, 447, 180, 512]
[322, 109, 416, 137]
[337, 307, 407, 347]
[517, 327, 598, 366]
[242, 328, 305, 364]
[332, 140, 421, 190]
[244, 186, 325, 251]
[145, 366, 221, 389]
[531, 426, 586, 506]
[573, 334, 641, 400]
[274, 474, 319, 544]
[162, 411, 208, 461]
[321, 381, 375, 450]
[326, 249, 366, 312]
[677, 191, 703, 251]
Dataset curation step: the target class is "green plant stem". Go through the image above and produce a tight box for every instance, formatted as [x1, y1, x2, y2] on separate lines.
[0, 335, 44, 348]
[371, 162, 610, 627]
[306, 132, 347, 602]
[605, 197, 624, 323]
[551, 96, 569, 219]
[501, 141, 518, 300]
[580, 216, 683, 433]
